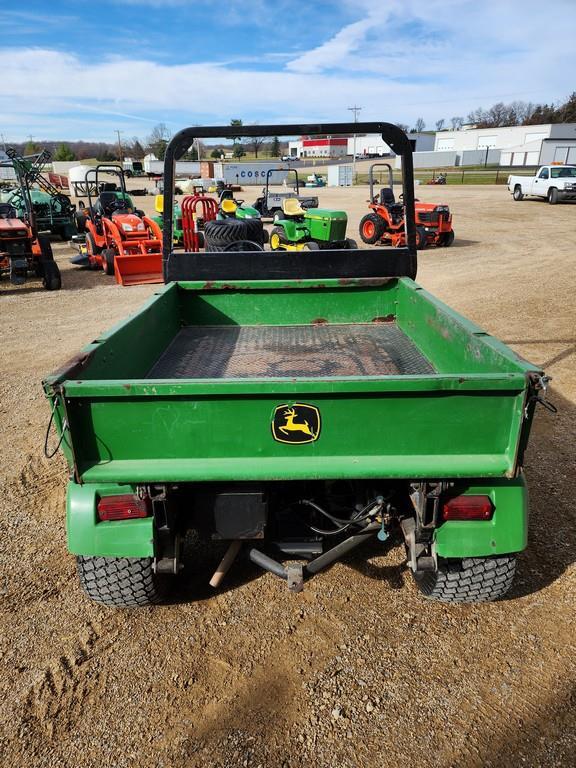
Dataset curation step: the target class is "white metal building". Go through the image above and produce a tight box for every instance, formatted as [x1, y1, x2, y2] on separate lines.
[434, 123, 576, 166]
[346, 132, 434, 157]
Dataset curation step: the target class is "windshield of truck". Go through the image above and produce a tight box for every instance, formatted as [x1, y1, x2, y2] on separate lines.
[551, 167, 576, 178]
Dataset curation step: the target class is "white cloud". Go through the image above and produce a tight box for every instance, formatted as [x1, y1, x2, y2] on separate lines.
[1, 0, 575, 140]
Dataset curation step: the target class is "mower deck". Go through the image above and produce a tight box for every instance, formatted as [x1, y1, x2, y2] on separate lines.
[146, 322, 435, 379]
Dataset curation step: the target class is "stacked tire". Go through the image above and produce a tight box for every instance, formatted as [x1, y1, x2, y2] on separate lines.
[204, 218, 266, 251]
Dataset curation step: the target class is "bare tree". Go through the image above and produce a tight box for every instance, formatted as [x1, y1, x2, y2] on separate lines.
[450, 116, 464, 130]
[248, 136, 266, 158]
[414, 117, 426, 133]
[435, 118, 445, 131]
[146, 123, 171, 159]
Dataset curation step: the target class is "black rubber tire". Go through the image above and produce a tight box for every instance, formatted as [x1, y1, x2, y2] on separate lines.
[272, 209, 282, 223]
[85, 231, 101, 269]
[37, 235, 61, 289]
[345, 238, 358, 249]
[204, 219, 250, 251]
[102, 248, 115, 276]
[359, 213, 385, 245]
[413, 555, 516, 603]
[548, 187, 558, 205]
[60, 223, 76, 241]
[441, 230, 455, 247]
[303, 241, 320, 250]
[269, 226, 285, 251]
[513, 185, 523, 201]
[415, 226, 428, 250]
[77, 556, 169, 607]
[222, 240, 265, 252]
[242, 218, 265, 245]
[42, 260, 62, 291]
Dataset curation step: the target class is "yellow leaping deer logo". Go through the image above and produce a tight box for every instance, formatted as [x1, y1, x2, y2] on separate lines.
[272, 403, 321, 444]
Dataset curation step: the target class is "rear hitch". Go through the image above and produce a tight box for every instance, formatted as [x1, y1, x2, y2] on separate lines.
[248, 520, 381, 592]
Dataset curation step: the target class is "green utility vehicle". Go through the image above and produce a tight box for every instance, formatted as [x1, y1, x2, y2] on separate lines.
[270, 198, 355, 251]
[44, 122, 548, 608]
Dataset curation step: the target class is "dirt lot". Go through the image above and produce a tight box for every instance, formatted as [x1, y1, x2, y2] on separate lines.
[0, 185, 575, 768]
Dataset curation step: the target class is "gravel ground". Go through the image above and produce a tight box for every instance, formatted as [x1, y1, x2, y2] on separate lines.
[0, 184, 575, 768]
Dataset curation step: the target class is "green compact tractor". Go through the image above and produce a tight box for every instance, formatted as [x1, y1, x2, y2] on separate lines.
[269, 198, 356, 251]
[3, 148, 77, 240]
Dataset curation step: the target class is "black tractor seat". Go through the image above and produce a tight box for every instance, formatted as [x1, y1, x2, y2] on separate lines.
[95, 192, 130, 217]
[0, 203, 18, 219]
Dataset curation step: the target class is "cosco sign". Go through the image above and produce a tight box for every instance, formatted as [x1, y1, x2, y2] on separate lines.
[238, 170, 281, 178]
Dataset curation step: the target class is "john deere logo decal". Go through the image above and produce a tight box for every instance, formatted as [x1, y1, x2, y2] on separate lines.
[272, 403, 321, 444]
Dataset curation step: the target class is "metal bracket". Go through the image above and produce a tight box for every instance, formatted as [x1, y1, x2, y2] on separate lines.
[286, 564, 304, 593]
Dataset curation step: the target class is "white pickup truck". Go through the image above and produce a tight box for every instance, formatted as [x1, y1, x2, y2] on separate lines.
[508, 165, 576, 204]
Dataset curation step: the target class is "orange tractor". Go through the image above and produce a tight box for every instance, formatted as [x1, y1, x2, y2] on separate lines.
[359, 163, 454, 249]
[0, 201, 61, 291]
[76, 165, 162, 285]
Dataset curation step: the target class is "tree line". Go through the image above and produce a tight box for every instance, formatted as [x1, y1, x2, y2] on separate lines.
[8, 94, 575, 163]
[6, 119, 287, 164]
[401, 92, 576, 134]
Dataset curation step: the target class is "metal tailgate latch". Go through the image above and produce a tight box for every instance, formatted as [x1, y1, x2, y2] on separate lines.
[526, 374, 557, 417]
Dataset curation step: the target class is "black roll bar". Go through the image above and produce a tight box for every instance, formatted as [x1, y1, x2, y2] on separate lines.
[162, 122, 417, 280]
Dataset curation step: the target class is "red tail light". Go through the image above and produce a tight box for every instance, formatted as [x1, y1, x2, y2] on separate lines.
[97, 494, 150, 521]
[442, 495, 493, 521]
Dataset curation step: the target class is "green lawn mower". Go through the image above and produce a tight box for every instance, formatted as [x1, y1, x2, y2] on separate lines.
[269, 198, 356, 251]
[216, 192, 269, 245]
[153, 195, 184, 245]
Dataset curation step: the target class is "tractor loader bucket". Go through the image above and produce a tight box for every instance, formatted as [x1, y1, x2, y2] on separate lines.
[114, 251, 163, 286]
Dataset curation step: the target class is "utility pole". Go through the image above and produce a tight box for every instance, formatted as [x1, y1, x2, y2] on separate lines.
[115, 130, 123, 164]
[348, 105, 362, 184]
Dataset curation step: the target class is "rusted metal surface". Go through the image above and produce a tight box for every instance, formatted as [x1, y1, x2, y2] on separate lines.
[147, 323, 435, 379]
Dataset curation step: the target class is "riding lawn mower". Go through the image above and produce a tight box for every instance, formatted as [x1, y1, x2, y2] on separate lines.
[359, 163, 454, 249]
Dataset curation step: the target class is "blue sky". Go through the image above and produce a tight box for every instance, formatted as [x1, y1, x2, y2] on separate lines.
[0, 0, 574, 143]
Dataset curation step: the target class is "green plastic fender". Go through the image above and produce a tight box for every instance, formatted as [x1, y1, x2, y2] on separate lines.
[434, 475, 528, 558]
[66, 482, 154, 558]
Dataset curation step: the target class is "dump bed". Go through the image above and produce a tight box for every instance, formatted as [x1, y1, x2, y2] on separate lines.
[44, 278, 539, 485]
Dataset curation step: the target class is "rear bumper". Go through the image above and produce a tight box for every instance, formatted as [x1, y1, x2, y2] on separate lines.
[66, 475, 528, 560]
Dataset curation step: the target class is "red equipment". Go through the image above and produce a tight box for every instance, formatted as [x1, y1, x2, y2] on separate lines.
[359, 163, 454, 249]
[80, 165, 163, 286]
[181, 195, 218, 251]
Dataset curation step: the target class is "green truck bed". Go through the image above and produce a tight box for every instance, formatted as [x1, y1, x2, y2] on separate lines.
[45, 277, 538, 485]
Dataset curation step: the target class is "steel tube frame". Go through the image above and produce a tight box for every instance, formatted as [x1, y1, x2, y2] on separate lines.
[162, 122, 417, 280]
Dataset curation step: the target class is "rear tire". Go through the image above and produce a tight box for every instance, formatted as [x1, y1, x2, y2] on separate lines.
[548, 187, 558, 205]
[102, 248, 115, 276]
[38, 235, 62, 290]
[440, 230, 455, 247]
[513, 185, 523, 201]
[359, 213, 385, 245]
[77, 556, 169, 607]
[85, 232, 101, 269]
[345, 238, 358, 249]
[415, 226, 428, 250]
[413, 555, 516, 603]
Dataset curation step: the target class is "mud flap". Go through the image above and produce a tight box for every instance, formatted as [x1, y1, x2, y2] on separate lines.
[114, 252, 163, 286]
